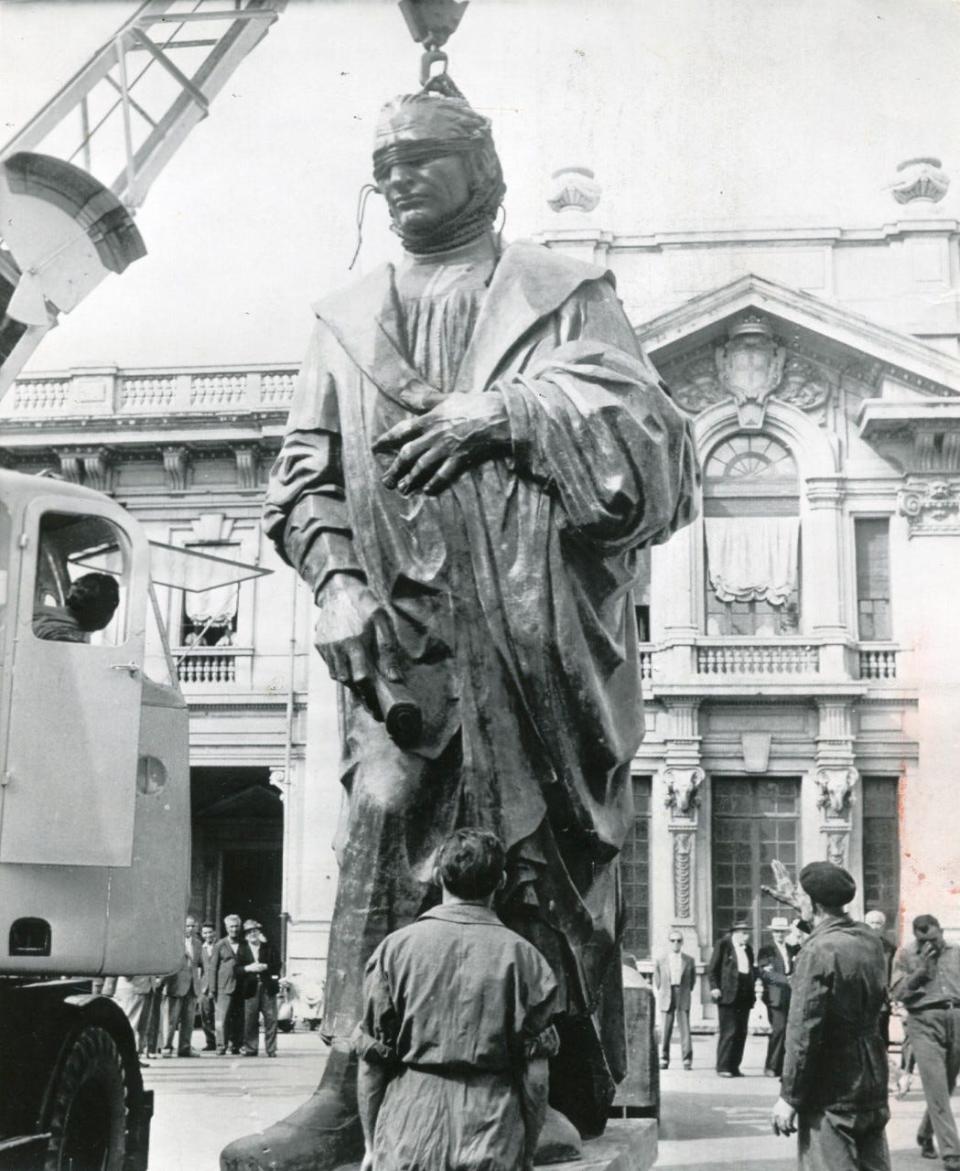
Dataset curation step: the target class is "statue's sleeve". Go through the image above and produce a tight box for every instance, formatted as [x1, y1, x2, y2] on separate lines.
[262, 323, 364, 598]
[497, 278, 699, 553]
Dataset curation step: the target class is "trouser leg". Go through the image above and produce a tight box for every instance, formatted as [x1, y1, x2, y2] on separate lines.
[178, 993, 196, 1054]
[909, 1011, 960, 1162]
[799, 1109, 860, 1171]
[161, 996, 178, 1051]
[716, 1005, 736, 1072]
[200, 992, 216, 1046]
[215, 992, 233, 1051]
[322, 727, 460, 1042]
[262, 993, 278, 1056]
[661, 1009, 675, 1061]
[117, 991, 147, 1050]
[677, 1008, 692, 1064]
[244, 993, 260, 1054]
[766, 1006, 787, 1074]
[144, 989, 161, 1054]
[729, 1004, 750, 1072]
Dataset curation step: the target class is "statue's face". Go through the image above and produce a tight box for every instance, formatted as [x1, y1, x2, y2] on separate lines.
[380, 152, 472, 236]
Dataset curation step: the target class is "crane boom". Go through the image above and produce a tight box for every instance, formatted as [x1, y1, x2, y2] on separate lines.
[0, 0, 287, 400]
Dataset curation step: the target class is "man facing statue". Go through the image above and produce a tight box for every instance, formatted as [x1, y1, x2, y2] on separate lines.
[224, 88, 697, 1171]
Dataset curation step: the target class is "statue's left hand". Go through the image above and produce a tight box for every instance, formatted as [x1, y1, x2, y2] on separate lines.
[373, 391, 510, 496]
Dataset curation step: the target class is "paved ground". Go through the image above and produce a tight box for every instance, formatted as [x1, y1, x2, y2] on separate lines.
[146, 1029, 943, 1171]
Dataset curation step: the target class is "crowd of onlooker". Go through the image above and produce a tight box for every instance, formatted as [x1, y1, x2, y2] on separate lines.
[641, 864, 960, 1170]
[98, 913, 281, 1062]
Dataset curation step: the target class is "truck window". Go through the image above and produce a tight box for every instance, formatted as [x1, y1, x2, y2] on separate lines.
[32, 512, 129, 646]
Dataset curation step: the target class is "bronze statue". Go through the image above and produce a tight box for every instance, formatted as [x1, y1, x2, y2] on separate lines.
[224, 88, 697, 1171]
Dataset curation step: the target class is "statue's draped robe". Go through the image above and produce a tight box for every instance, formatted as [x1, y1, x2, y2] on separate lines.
[264, 239, 698, 1129]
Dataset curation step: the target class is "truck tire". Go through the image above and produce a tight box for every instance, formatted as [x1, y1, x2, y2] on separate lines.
[44, 1025, 128, 1171]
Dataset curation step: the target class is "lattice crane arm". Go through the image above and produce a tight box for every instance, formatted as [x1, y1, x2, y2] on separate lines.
[0, 0, 287, 401]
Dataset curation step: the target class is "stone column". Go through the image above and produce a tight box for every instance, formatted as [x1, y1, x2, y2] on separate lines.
[804, 480, 848, 673]
[652, 520, 700, 682]
[813, 696, 860, 911]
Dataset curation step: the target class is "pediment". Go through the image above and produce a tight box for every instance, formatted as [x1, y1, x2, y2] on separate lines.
[636, 274, 960, 427]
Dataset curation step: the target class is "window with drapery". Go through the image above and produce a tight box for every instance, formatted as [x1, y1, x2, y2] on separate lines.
[703, 433, 801, 637]
[179, 543, 241, 647]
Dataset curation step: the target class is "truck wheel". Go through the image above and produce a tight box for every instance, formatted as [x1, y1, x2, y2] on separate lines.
[44, 1025, 127, 1171]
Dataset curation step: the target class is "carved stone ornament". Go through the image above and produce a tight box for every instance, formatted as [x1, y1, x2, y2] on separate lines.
[667, 315, 830, 423]
[824, 829, 849, 868]
[890, 156, 950, 206]
[162, 445, 190, 492]
[715, 313, 786, 429]
[664, 766, 705, 818]
[898, 477, 960, 536]
[815, 766, 859, 820]
[547, 166, 602, 214]
[673, 831, 694, 920]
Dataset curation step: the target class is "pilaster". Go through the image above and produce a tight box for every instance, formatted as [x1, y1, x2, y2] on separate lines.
[804, 478, 847, 643]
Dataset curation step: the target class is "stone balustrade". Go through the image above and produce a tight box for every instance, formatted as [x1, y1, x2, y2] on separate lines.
[8, 365, 300, 418]
[858, 645, 899, 680]
[695, 641, 821, 676]
[176, 646, 252, 687]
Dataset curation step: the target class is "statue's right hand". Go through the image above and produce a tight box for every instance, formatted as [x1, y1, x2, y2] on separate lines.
[313, 576, 403, 717]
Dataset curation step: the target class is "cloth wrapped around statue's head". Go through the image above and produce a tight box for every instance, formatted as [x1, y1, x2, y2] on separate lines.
[373, 91, 506, 254]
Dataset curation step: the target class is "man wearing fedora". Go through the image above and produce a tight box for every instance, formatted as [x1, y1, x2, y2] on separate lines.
[708, 915, 756, 1077]
[759, 916, 800, 1078]
[772, 861, 890, 1170]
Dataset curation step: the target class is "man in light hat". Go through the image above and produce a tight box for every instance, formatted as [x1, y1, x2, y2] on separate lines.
[708, 915, 756, 1077]
[772, 861, 890, 1171]
[758, 915, 799, 1078]
[246, 84, 697, 1171]
[238, 920, 281, 1058]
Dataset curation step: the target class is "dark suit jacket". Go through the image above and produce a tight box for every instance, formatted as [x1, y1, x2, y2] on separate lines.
[237, 939, 281, 999]
[210, 937, 244, 996]
[200, 941, 218, 997]
[161, 936, 202, 999]
[653, 953, 697, 1013]
[708, 936, 756, 1005]
[758, 942, 799, 1009]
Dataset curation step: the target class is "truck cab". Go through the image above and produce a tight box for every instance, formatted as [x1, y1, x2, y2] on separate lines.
[0, 469, 220, 1170]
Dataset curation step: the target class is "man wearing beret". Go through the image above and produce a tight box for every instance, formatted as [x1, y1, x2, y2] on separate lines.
[708, 916, 756, 1077]
[891, 914, 960, 1168]
[772, 861, 890, 1170]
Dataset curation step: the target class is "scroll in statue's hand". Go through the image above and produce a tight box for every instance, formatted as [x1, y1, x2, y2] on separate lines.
[313, 575, 403, 718]
[373, 390, 510, 496]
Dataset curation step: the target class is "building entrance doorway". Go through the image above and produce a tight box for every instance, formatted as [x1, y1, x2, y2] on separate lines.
[711, 776, 800, 944]
[190, 767, 284, 955]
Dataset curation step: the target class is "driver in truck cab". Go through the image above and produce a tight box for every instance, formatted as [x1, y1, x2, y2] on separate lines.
[32, 571, 119, 643]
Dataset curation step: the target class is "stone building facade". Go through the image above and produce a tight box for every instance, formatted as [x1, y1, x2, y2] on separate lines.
[3, 160, 958, 1018]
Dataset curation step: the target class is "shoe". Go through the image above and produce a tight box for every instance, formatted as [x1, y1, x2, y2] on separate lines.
[683, 1062, 692, 1070]
[918, 1135, 937, 1159]
[138, 1059, 150, 1068]
[160, 1049, 173, 1058]
[659, 1060, 669, 1069]
[266, 1052, 278, 1058]
[146, 1051, 160, 1060]
[717, 1071, 734, 1078]
[240, 1048, 258, 1057]
[230, 1047, 242, 1055]
[216, 1047, 226, 1055]
[764, 1068, 778, 1078]
[202, 1044, 216, 1052]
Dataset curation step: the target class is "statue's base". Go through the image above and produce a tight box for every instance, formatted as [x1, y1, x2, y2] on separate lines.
[330, 1121, 658, 1171]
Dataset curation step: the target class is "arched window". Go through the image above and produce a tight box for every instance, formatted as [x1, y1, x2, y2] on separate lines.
[703, 433, 801, 637]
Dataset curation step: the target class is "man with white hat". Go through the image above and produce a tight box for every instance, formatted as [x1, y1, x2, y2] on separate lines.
[758, 915, 799, 1078]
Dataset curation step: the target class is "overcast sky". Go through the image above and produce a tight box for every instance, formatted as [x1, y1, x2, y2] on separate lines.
[1, 0, 959, 371]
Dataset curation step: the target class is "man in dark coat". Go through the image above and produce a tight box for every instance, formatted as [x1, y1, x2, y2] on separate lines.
[758, 915, 800, 1078]
[772, 861, 890, 1171]
[238, 920, 282, 1058]
[228, 84, 697, 1171]
[708, 916, 756, 1077]
[210, 914, 245, 1056]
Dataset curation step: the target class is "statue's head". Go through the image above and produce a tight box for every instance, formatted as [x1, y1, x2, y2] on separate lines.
[373, 91, 505, 254]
